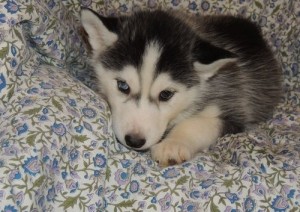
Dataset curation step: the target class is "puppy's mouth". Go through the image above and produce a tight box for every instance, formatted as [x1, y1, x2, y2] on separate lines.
[114, 127, 172, 152]
[134, 148, 149, 153]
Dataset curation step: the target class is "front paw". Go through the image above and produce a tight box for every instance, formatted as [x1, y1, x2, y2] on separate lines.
[151, 139, 193, 167]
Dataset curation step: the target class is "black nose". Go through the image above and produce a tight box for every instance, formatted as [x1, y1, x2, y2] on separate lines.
[125, 134, 146, 149]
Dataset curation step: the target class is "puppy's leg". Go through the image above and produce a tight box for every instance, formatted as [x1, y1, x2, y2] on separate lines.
[151, 105, 222, 166]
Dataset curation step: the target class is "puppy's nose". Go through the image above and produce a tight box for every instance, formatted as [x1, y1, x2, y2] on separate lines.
[125, 134, 146, 149]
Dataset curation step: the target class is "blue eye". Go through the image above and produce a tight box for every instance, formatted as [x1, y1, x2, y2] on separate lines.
[117, 80, 130, 94]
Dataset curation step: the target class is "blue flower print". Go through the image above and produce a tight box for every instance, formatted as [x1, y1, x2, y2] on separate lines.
[0, 190, 4, 202]
[75, 125, 84, 133]
[188, 1, 197, 10]
[244, 197, 256, 212]
[158, 193, 172, 211]
[282, 162, 295, 171]
[171, 0, 180, 6]
[82, 107, 97, 118]
[38, 196, 45, 208]
[9, 169, 21, 180]
[4, 205, 18, 212]
[1, 140, 9, 148]
[120, 159, 132, 168]
[182, 201, 199, 212]
[138, 201, 146, 209]
[200, 179, 214, 189]
[48, 0, 55, 9]
[162, 167, 180, 179]
[94, 170, 101, 177]
[47, 40, 53, 46]
[11, 45, 17, 56]
[287, 189, 296, 199]
[61, 146, 67, 155]
[291, 63, 298, 77]
[17, 123, 28, 135]
[133, 163, 146, 175]
[0, 73, 7, 92]
[201, 1, 210, 11]
[27, 87, 39, 94]
[121, 192, 130, 199]
[196, 164, 204, 172]
[39, 82, 54, 89]
[253, 184, 266, 196]
[4, 1, 20, 14]
[252, 175, 259, 183]
[61, 171, 68, 179]
[46, 186, 56, 202]
[66, 179, 78, 193]
[226, 192, 239, 204]
[0, 14, 6, 24]
[271, 196, 289, 211]
[96, 186, 104, 196]
[15, 191, 24, 206]
[42, 155, 49, 163]
[190, 190, 200, 199]
[0, 160, 5, 168]
[81, 0, 92, 7]
[51, 123, 66, 136]
[83, 151, 91, 159]
[258, 16, 267, 27]
[88, 204, 96, 212]
[129, 180, 139, 193]
[231, 151, 238, 164]
[22, 156, 40, 176]
[93, 153, 106, 168]
[39, 115, 48, 121]
[10, 58, 17, 68]
[15, 64, 23, 76]
[4, 145, 18, 156]
[151, 196, 157, 203]
[7, 17, 16, 27]
[114, 169, 129, 186]
[42, 107, 48, 114]
[260, 164, 266, 173]
[67, 98, 77, 107]
[69, 148, 79, 162]
[20, 97, 34, 107]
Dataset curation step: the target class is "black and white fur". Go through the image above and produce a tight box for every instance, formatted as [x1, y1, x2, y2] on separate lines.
[81, 8, 282, 166]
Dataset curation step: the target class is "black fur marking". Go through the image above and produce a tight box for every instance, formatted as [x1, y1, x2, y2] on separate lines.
[81, 7, 120, 33]
[192, 40, 236, 64]
[221, 118, 245, 136]
[100, 30, 147, 70]
[200, 15, 269, 57]
[100, 11, 200, 86]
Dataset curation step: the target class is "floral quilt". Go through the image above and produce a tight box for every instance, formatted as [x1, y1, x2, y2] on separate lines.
[0, 0, 299, 211]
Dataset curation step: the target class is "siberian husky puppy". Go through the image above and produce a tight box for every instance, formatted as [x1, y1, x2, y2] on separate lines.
[81, 8, 282, 166]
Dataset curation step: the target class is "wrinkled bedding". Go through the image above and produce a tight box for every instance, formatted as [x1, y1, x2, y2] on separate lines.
[0, 0, 299, 211]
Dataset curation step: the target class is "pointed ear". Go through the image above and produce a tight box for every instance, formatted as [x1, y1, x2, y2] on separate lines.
[80, 8, 118, 54]
[193, 39, 236, 80]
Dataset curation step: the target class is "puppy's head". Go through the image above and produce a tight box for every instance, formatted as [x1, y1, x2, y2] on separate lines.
[81, 9, 235, 150]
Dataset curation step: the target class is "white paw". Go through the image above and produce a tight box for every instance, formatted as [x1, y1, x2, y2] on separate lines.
[151, 138, 193, 167]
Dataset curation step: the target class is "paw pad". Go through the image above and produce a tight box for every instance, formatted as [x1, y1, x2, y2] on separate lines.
[167, 159, 178, 166]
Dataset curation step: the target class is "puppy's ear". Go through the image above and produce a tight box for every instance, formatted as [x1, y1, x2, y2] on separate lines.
[81, 8, 119, 55]
[193, 39, 236, 80]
